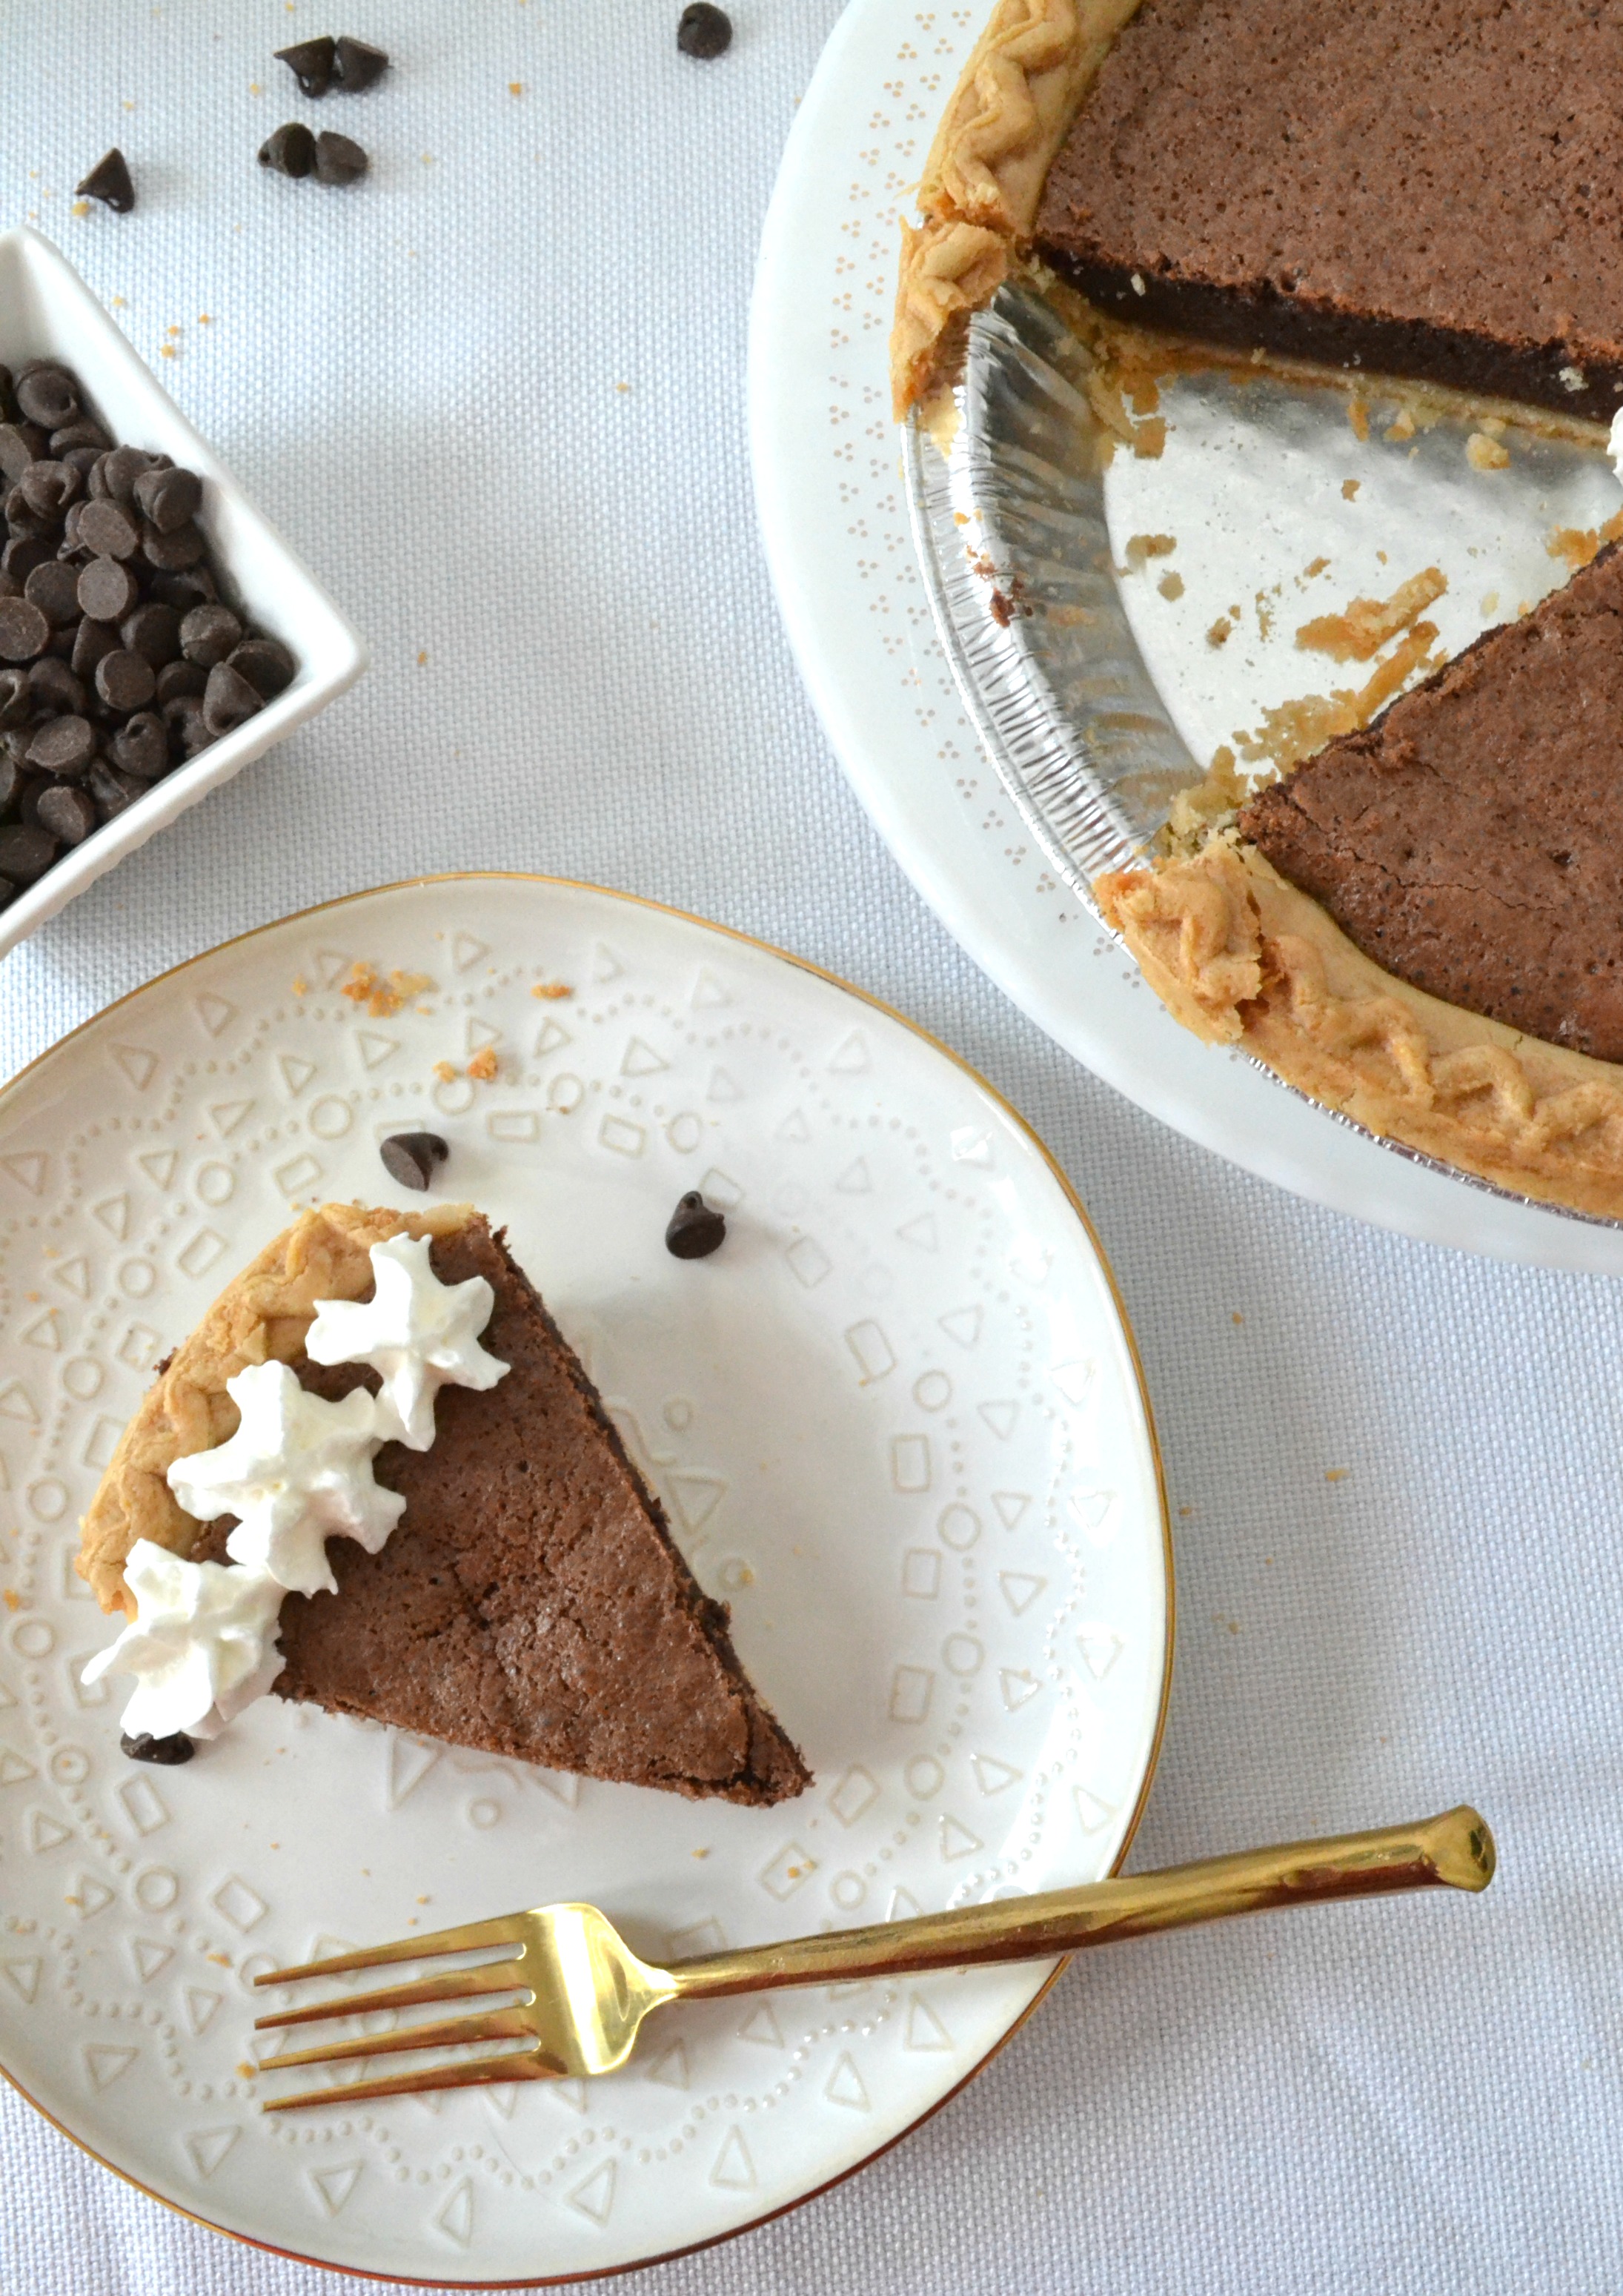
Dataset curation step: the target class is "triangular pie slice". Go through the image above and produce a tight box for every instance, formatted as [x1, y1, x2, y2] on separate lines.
[77, 1203, 809, 1805]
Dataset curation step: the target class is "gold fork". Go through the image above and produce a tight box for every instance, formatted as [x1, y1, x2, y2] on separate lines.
[253, 1802, 1493, 2111]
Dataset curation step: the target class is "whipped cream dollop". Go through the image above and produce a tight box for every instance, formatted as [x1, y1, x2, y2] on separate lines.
[169, 1360, 404, 1597]
[1610, 406, 1623, 485]
[90, 1232, 510, 1743]
[82, 1539, 288, 1740]
[305, 1232, 507, 1449]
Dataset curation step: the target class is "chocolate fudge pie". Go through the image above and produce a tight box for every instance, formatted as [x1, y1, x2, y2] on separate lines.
[77, 1202, 809, 1805]
[894, 0, 1623, 1215]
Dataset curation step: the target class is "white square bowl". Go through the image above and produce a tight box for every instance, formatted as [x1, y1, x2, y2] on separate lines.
[0, 225, 367, 961]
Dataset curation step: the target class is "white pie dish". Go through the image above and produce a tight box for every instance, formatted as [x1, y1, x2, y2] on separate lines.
[0, 226, 366, 965]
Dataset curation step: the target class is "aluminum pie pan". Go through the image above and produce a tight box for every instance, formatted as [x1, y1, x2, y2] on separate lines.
[904, 279, 1623, 1233]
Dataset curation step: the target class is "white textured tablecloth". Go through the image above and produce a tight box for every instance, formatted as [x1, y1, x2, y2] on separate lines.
[2, 5, 1616, 2290]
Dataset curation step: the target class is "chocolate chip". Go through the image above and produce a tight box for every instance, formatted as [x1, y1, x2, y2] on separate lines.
[379, 1131, 450, 1191]
[665, 1190, 727, 1257]
[71, 617, 119, 682]
[0, 536, 52, 587]
[0, 823, 58, 883]
[259, 122, 317, 178]
[20, 459, 80, 520]
[76, 499, 139, 559]
[202, 660, 262, 735]
[24, 558, 82, 628]
[179, 603, 242, 667]
[27, 716, 96, 778]
[133, 464, 202, 534]
[89, 756, 146, 819]
[30, 657, 86, 717]
[334, 35, 389, 90]
[148, 565, 216, 611]
[110, 711, 168, 778]
[121, 601, 181, 667]
[677, 3, 732, 57]
[227, 636, 296, 699]
[162, 693, 212, 756]
[314, 130, 369, 185]
[96, 648, 156, 713]
[120, 1730, 194, 1765]
[76, 554, 140, 623]
[35, 781, 97, 845]
[59, 445, 103, 483]
[0, 749, 22, 814]
[15, 365, 79, 430]
[4, 486, 55, 542]
[140, 518, 205, 571]
[0, 423, 47, 484]
[155, 658, 207, 704]
[274, 35, 336, 96]
[76, 148, 136, 214]
[94, 445, 153, 505]
[0, 597, 49, 661]
[0, 669, 29, 729]
[50, 420, 110, 456]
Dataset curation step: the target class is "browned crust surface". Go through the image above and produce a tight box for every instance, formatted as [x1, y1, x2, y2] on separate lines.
[1097, 839, 1623, 1220]
[76, 1201, 475, 1614]
[890, 0, 1145, 417]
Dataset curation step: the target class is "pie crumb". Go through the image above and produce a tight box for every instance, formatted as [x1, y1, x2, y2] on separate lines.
[532, 981, 574, 1000]
[1207, 615, 1233, 648]
[1324, 1467, 1350, 1483]
[466, 1046, 499, 1082]
[1347, 399, 1370, 442]
[1158, 571, 1184, 600]
[1467, 431, 1510, 471]
[1341, 479, 1360, 500]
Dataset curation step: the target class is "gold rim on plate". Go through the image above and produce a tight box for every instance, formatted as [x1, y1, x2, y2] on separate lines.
[0, 870, 1175, 2287]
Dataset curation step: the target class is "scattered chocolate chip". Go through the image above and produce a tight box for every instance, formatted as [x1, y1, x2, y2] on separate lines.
[314, 130, 369, 185]
[665, 1190, 727, 1258]
[0, 823, 58, 883]
[70, 616, 118, 682]
[334, 35, 390, 90]
[27, 715, 96, 778]
[0, 597, 49, 661]
[379, 1130, 450, 1191]
[95, 648, 156, 712]
[24, 559, 83, 629]
[76, 499, 139, 560]
[110, 711, 168, 778]
[15, 365, 79, 430]
[259, 121, 317, 178]
[140, 518, 206, 571]
[133, 463, 202, 534]
[274, 34, 337, 96]
[0, 423, 47, 484]
[179, 603, 242, 667]
[120, 1730, 194, 1765]
[76, 554, 140, 624]
[20, 459, 80, 520]
[35, 781, 97, 844]
[227, 635, 296, 698]
[121, 601, 181, 667]
[76, 149, 136, 214]
[155, 657, 208, 703]
[89, 755, 146, 819]
[677, 3, 732, 57]
[202, 659, 262, 736]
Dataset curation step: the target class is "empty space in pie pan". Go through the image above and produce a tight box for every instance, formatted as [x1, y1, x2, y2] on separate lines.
[0, 874, 1169, 2283]
[905, 282, 1623, 1232]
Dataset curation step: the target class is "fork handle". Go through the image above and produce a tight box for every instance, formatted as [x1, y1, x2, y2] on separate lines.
[663, 1805, 1494, 1999]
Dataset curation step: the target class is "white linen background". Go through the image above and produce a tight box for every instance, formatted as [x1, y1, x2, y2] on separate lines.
[1, 4, 1618, 2291]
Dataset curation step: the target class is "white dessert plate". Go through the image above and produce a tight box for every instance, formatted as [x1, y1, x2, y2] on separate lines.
[0, 873, 1169, 2284]
[0, 227, 367, 963]
[749, 0, 1623, 1275]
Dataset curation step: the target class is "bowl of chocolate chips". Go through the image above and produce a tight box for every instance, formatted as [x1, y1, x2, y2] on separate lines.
[0, 226, 365, 959]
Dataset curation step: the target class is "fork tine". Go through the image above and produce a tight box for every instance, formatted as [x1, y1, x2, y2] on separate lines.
[261, 2005, 536, 2074]
[262, 2043, 561, 2115]
[253, 1910, 531, 1988]
[254, 1957, 529, 2033]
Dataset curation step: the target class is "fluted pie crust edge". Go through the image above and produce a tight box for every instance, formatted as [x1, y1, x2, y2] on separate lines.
[1096, 840, 1623, 1221]
[76, 1200, 474, 1616]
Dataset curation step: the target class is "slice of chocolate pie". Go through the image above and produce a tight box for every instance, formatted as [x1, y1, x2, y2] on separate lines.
[77, 1203, 809, 1805]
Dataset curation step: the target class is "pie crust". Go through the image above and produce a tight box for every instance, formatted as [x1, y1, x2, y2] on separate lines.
[1098, 840, 1623, 1220]
[76, 1200, 472, 1615]
[890, 0, 1144, 415]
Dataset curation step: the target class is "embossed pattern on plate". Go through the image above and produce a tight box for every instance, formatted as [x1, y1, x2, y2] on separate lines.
[0, 875, 1167, 2283]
